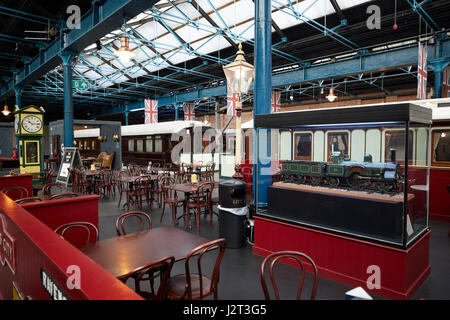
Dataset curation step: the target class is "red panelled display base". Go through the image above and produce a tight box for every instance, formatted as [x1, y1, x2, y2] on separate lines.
[253, 216, 431, 300]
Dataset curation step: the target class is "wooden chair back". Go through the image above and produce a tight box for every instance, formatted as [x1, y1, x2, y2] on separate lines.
[54, 222, 99, 247]
[119, 256, 175, 300]
[1, 186, 29, 200]
[115, 211, 152, 236]
[49, 193, 80, 200]
[160, 176, 176, 200]
[179, 238, 226, 300]
[15, 196, 43, 204]
[260, 251, 318, 300]
[43, 182, 67, 196]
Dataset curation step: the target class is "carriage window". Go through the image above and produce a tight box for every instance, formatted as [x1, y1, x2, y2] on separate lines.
[78, 140, 83, 150]
[294, 132, 312, 160]
[136, 139, 144, 153]
[155, 136, 162, 153]
[91, 140, 96, 150]
[327, 132, 349, 159]
[385, 130, 413, 162]
[146, 137, 153, 152]
[85, 140, 90, 150]
[433, 130, 450, 162]
[128, 139, 134, 152]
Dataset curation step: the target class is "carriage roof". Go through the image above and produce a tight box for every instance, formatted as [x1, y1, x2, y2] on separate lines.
[74, 120, 209, 138]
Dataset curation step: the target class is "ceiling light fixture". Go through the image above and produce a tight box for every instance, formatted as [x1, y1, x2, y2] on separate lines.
[2, 104, 11, 116]
[114, 34, 136, 64]
[326, 88, 337, 102]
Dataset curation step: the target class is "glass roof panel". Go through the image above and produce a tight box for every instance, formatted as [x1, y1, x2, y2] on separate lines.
[72, 0, 374, 93]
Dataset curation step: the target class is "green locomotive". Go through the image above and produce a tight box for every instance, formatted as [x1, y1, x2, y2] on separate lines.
[280, 153, 402, 192]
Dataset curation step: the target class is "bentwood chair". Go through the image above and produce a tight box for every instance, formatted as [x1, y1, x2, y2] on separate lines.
[54, 222, 99, 247]
[160, 176, 184, 225]
[1, 186, 29, 200]
[74, 169, 93, 194]
[97, 169, 114, 199]
[202, 162, 215, 182]
[119, 256, 175, 300]
[126, 176, 151, 211]
[260, 251, 319, 300]
[115, 211, 152, 236]
[49, 193, 80, 200]
[43, 182, 67, 197]
[44, 168, 55, 184]
[15, 196, 43, 204]
[185, 182, 214, 232]
[167, 238, 226, 300]
[127, 163, 141, 176]
[116, 170, 130, 208]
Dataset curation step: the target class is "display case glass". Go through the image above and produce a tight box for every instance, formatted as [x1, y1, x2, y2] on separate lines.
[254, 103, 431, 249]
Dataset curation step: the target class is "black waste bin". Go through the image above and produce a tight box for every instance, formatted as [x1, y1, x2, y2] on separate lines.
[219, 179, 247, 249]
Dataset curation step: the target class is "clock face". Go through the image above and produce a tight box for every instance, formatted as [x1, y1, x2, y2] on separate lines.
[22, 115, 42, 133]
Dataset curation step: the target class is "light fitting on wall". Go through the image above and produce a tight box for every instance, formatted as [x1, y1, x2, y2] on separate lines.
[2, 104, 11, 116]
[113, 33, 136, 64]
[97, 136, 103, 141]
[326, 88, 337, 102]
[113, 134, 119, 142]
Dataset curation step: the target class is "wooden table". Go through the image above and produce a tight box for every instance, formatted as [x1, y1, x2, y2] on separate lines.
[79, 226, 209, 278]
[116, 175, 158, 211]
[170, 182, 219, 194]
[170, 182, 220, 227]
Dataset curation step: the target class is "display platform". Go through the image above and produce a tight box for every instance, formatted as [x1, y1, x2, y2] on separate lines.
[267, 182, 417, 246]
[253, 216, 431, 300]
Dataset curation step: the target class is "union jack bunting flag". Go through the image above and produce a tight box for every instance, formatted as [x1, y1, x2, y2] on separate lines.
[144, 99, 158, 124]
[417, 43, 428, 100]
[443, 66, 450, 98]
[226, 84, 239, 117]
[183, 103, 196, 121]
[271, 90, 281, 113]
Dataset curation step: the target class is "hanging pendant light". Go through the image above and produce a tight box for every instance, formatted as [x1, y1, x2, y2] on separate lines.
[2, 104, 11, 116]
[326, 88, 337, 102]
[114, 34, 136, 64]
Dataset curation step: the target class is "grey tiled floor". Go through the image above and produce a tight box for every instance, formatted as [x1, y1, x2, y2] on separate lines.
[97, 194, 450, 300]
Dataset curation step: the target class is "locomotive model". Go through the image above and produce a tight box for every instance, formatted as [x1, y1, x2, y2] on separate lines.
[279, 152, 402, 193]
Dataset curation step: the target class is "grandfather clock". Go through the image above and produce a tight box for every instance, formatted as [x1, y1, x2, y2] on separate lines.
[14, 105, 45, 184]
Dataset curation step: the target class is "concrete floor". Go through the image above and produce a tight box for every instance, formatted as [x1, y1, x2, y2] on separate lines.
[96, 193, 450, 300]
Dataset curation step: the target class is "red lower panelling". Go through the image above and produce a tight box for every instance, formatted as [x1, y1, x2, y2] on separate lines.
[0, 174, 33, 200]
[429, 167, 450, 223]
[0, 192, 141, 300]
[253, 216, 431, 300]
[21, 195, 99, 247]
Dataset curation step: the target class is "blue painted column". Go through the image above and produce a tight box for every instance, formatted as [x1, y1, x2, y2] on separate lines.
[14, 86, 22, 152]
[174, 104, 179, 121]
[124, 104, 129, 125]
[60, 52, 75, 147]
[253, 0, 272, 207]
[429, 58, 449, 98]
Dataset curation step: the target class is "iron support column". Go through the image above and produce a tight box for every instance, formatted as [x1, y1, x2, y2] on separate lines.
[175, 104, 179, 121]
[429, 58, 450, 98]
[253, 0, 272, 207]
[60, 52, 75, 147]
[14, 86, 22, 151]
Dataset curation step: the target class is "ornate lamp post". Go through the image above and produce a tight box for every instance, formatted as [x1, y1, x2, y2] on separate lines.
[223, 43, 255, 179]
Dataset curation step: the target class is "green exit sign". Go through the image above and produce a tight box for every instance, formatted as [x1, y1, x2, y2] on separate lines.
[73, 80, 89, 89]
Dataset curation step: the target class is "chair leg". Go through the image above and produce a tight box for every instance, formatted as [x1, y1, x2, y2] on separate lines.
[118, 190, 123, 208]
[171, 204, 176, 225]
[196, 206, 200, 233]
[160, 202, 166, 223]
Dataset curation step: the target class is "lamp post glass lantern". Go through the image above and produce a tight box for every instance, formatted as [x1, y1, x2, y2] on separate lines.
[223, 43, 254, 179]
